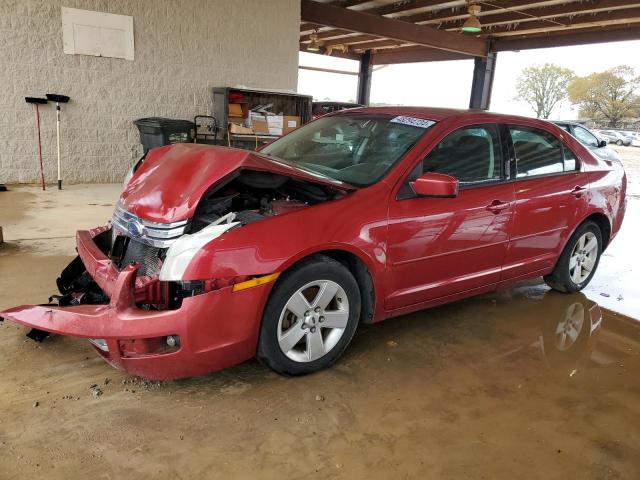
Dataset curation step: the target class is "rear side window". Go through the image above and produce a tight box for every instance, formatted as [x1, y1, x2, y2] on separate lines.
[510, 126, 564, 178]
[573, 125, 599, 148]
[422, 124, 503, 186]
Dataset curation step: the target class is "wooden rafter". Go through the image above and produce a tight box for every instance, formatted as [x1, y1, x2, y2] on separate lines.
[478, 7, 640, 36]
[299, 0, 640, 64]
[494, 24, 640, 50]
[300, 0, 487, 56]
[439, 1, 640, 30]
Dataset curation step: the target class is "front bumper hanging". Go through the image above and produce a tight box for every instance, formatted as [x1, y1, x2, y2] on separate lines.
[1, 227, 272, 380]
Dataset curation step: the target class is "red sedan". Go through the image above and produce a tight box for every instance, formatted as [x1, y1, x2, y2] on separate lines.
[1, 107, 627, 380]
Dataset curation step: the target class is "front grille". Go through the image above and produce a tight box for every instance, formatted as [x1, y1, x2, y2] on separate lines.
[121, 238, 162, 276]
[111, 202, 188, 248]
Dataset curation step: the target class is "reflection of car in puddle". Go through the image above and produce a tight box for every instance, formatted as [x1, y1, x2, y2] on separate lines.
[488, 289, 639, 377]
[538, 292, 601, 373]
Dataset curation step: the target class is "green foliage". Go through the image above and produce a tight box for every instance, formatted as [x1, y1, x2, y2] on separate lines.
[568, 66, 639, 127]
[516, 63, 575, 119]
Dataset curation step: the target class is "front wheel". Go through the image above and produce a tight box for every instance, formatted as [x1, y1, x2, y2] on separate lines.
[616, 139, 623, 146]
[257, 255, 361, 375]
[544, 221, 602, 293]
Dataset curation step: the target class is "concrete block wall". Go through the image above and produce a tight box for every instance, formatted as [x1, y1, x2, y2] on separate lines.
[0, 0, 300, 184]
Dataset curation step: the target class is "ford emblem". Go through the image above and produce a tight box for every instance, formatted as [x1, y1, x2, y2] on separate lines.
[127, 219, 144, 238]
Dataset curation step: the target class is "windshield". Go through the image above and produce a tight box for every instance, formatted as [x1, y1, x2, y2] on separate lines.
[261, 114, 434, 187]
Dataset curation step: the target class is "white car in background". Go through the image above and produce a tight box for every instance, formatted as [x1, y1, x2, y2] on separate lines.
[597, 129, 633, 146]
[624, 131, 640, 147]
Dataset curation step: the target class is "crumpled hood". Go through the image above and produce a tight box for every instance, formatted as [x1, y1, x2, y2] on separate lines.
[120, 143, 353, 223]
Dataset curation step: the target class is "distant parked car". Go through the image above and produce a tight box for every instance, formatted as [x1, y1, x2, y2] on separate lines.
[597, 130, 632, 146]
[553, 122, 621, 162]
[622, 131, 640, 147]
[312, 101, 364, 119]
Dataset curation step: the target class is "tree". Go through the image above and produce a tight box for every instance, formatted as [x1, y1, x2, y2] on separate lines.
[515, 63, 575, 119]
[568, 66, 640, 127]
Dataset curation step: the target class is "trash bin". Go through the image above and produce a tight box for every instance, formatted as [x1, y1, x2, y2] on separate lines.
[133, 117, 196, 152]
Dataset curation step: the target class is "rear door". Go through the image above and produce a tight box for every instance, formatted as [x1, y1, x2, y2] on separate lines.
[386, 123, 515, 310]
[502, 125, 588, 280]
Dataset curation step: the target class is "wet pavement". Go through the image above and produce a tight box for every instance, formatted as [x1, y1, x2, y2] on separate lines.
[1, 184, 640, 478]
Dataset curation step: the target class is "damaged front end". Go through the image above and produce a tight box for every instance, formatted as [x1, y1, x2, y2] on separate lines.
[1, 146, 349, 379]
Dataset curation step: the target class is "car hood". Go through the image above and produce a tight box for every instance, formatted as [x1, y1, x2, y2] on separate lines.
[120, 144, 354, 223]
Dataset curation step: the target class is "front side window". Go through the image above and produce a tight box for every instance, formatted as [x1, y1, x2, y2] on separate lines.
[510, 126, 564, 178]
[262, 114, 432, 187]
[422, 124, 503, 186]
[573, 125, 599, 148]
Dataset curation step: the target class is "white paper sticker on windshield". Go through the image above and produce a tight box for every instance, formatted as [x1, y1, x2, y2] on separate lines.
[390, 116, 435, 129]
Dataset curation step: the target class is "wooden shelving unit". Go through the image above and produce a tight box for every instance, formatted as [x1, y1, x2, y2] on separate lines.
[212, 87, 312, 149]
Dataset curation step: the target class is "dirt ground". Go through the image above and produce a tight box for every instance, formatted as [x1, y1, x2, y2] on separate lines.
[1, 170, 640, 478]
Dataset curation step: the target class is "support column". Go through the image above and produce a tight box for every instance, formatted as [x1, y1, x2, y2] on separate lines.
[469, 51, 497, 110]
[357, 50, 373, 106]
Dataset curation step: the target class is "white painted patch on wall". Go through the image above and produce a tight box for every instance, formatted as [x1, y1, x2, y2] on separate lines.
[61, 7, 134, 61]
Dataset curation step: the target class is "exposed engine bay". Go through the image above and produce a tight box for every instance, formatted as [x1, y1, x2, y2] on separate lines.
[191, 169, 340, 232]
[35, 169, 344, 327]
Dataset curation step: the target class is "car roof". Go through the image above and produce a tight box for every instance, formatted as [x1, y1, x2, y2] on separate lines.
[338, 106, 557, 125]
[552, 120, 587, 127]
[313, 101, 363, 107]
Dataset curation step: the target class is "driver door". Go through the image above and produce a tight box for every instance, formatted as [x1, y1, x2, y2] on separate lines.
[386, 124, 514, 310]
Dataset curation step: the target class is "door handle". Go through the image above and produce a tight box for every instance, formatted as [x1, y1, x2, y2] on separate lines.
[485, 200, 510, 214]
[570, 186, 586, 198]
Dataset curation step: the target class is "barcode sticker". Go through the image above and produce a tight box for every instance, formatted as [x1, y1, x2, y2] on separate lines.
[390, 116, 436, 129]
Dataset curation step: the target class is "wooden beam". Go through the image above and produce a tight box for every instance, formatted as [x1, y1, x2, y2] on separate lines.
[300, 48, 363, 61]
[298, 65, 359, 76]
[482, 8, 640, 36]
[371, 46, 471, 64]
[493, 25, 640, 50]
[442, 1, 640, 30]
[322, 34, 390, 48]
[359, 0, 461, 18]
[300, 0, 487, 56]
[351, 40, 411, 51]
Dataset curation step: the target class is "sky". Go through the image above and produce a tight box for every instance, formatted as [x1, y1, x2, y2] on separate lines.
[297, 40, 640, 120]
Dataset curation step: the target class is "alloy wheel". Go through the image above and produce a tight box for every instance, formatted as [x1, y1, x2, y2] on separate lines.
[277, 280, 349, 362]
[569, 232, 598, 284]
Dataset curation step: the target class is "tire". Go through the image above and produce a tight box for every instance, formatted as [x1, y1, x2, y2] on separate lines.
[616, 139, 623, 146]
[544, 221, 602, 293]
[257, 255, 361, 375]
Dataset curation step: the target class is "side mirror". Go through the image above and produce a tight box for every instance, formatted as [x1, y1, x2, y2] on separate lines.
[410, 172, 459, 198]
[598, 139, 608, 148]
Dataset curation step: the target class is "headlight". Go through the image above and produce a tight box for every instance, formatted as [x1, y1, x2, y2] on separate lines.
[159, 219, 240, 281]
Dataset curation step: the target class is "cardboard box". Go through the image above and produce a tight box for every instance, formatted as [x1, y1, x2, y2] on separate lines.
[228, 103, 244, 117]
[251, 114, 269, 135]
[268, 127, 283, 136]
[228, 123, 253, 135]
[283, 115, 301, 134]
[266, 114, 283, 128]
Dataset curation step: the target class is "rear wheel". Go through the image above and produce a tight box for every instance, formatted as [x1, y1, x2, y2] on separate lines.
[544, 221, 602, 293]
[257, 255, 361, 375]
[616, 139, 623, 146]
